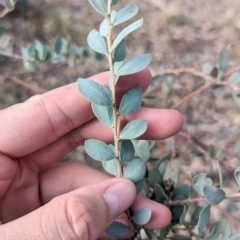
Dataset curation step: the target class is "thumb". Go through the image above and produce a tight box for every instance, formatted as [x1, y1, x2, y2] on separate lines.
[0, 178, 136, 240]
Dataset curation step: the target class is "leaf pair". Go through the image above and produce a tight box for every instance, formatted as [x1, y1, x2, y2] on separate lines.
[87, 28, 152, 75]
[90, 85, 143, 127]
[192, 173, 226, 205]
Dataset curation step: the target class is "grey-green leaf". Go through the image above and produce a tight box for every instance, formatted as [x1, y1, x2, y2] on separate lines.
[154, 183, 168, 203]
[23, 61, 39, 72]
[222, 221, 231, 240]
[112, 0, 118, 6]
[92, 103, 113, 127]
[105, 221, 131, 237]
[87, 29, 107, 55]
[136, 140, 150, 162]
[230, 234, 240, 240]
[113, 40, 126, 62]
[78, 78, 112, 106]
[203, 220, 225, 240]
[113, 4, 139, 26]
[119, 119, 147, 139]
[99, 19, 108, 36]
[229, 72, 240, 84]
[115, 54, 152, 76]
[54, 36, 63, 54]
[192, 173, 207, 195]
[190, 206, 204, 226]
[203, 186, 226, 205]
[135, 178, 145, 194]
[99, 10, 117, 36]
[119, 86, 142, 115]
[131, 208, 152, 225]
[21, 47, 30, 60]
[124, 158, 146, 182]
[163, 157, 181, 187]
[35, 40, 46, 61]
[171, 194, 185, 221]
[171, 184, 190, 200]
[4, 0, 15, 9]
[157, 154, 171, 176]
[148, 168, 163, 188]
[102, 159, 117, 175]
[218, 49, 228, 72]
[179, 205, 188, 225]
[234, 167, 240, 189]
[205, 178, 213, 187]
[120, 140, 135, 162]
[110, 10, 117, 23]
[88, 0, 107, 15]
[85, 139, 115, 161]
[111, 19, 143, 50]
[198, 204, 211, 229]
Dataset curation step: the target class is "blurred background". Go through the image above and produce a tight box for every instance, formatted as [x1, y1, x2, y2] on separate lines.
[0, 0, 240, 236]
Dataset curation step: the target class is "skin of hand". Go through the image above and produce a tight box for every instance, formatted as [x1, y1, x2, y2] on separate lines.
[0, 69, 183, 240]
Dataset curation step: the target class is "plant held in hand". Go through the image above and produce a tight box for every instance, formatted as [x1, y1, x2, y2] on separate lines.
[77, 0, 152, 238]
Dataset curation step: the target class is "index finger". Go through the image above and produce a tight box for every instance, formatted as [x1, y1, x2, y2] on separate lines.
[0, 69, 152, 157]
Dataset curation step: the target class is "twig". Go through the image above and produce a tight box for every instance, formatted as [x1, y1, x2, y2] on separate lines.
[164, 192, 240, 206]
[223, 65, 240, 78]
[177, 131, 235, 171]
[173, 83, 211, 109]
[3, 75, 46, 94]
[152, 66, 240, 109]
[155, 68, 213, 82]
[215, 205, 240, 225]
[0, 50, 27, 61]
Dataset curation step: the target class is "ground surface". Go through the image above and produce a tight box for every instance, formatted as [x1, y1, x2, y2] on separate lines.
[1, 0, 240, 237]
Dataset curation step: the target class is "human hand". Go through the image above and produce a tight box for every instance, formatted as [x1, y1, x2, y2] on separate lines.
[0, 69, 183, 239]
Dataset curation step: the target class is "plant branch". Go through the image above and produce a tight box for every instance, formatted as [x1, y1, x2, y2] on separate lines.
[173, 83, 211, 109]
[152, 66, 240, 109]
[0, 50, 28, 61]
[177, 131, 236, 171]
[215, 205, 240, 225]
[2, 74, 46, 94]
[164, 192, 240, 206]
[106, 0, 121, 177]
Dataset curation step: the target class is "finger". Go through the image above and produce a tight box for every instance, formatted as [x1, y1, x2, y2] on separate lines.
[0, 178, 136, 240]
[25, 108, 183, 169]
[39, 161, 171, 230]
[0, 69, 151, 157]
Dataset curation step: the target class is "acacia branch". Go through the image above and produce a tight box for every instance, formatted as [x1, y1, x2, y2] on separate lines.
[177, 130, 236, 172]
[3, 74, 46, 94]
[164, 192, 240, 206]
[152, 66, 240, 109]
[0, 50, 27, 61]
[173, 83, 211, 109]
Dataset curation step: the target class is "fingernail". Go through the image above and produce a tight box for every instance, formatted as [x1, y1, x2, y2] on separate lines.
[103, 181, 135, 219]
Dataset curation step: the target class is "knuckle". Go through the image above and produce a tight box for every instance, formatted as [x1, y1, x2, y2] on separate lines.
[65, 194, 97, 240]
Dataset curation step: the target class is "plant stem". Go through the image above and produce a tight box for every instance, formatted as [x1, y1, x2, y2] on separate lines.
[164, 192, 240, 206]
[106, 0, 122, 177]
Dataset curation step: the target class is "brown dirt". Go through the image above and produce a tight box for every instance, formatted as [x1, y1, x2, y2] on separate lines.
[1, 0, 240, 236]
